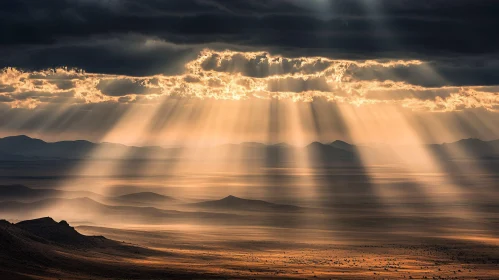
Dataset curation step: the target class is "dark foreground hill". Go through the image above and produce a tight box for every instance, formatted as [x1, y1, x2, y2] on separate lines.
[14, 217, 111, 247]
[0, 217, 132, 253]
[0, 218, 215, 280]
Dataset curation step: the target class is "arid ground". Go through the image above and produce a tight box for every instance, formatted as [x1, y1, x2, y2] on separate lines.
[1, 159, 498, 279]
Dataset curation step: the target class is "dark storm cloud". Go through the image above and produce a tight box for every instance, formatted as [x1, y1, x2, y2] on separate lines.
[0, 36, 200, 76]
[1, 0, 498, 82]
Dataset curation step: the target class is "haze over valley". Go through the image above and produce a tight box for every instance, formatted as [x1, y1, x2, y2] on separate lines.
[1, 135, 498, 279]
[1, 0, 499, 279]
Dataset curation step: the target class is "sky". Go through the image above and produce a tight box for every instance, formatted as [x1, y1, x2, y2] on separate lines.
[1, 0, 498, 145]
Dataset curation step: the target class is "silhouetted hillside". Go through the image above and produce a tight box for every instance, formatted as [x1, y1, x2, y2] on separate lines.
[330, 140, 356, 152]
[0, 135, 94, 159]
[107, 192, 178, 206]
[15, 217, 110, 247]
[0, 217, 225, 279]
[116, 192, 176, 203]
[0, 135, 497, 162]
[0, 218, 178, 280]
[0, 135, 165, 159]
[426, 138, 499, 159]
[190, 195, 302, 212]
[306, 142, 359, 165]
[0, 197, 242, 225]
[0, 184, 100, 201]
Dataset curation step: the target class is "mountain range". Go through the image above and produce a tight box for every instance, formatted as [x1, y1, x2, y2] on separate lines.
[0, 135, 167, 160]
[0, 135, 498, 163]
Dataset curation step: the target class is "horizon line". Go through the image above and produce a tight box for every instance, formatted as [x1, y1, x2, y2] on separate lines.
[1, 134, 497, 149]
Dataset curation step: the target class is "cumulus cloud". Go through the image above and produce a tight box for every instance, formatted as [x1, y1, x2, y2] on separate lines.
[0, 50, 497, 112]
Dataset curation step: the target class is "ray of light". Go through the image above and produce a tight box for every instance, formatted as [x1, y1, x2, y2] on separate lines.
[338, 103, 494, 238]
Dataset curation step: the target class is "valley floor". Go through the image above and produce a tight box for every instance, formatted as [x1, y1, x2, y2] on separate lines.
[40, 225, 496, 280]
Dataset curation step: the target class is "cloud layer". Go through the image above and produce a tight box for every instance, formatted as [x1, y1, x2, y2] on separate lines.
[1, 49, 498, 112]
[0, 1, 498, 112]
[1, 0, 499, 74]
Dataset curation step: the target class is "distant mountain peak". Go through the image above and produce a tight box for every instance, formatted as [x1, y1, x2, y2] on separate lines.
[115, 192, 175, 203]
[240, 142, 265, 147]
[272, 142, 290, 147]
[1, 135, 43, 142]
[59, 220, 70, 227]
[120, 191, 165, 197]
[307, 141, 325, 148]
[9, 135, 31, 139]
[331, 140, 352, 146]
[17, 217, 58, 226]
[330, 139, 355, 150]
[444, 138, 485, 145]
[192, 195, 302, 212]
[460, 138, 484, 143]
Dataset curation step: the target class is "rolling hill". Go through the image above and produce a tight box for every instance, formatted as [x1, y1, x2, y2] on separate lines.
[114, 192, 176, 203]
[0, 197, 242, 225]
[107, 191, 178, 206]
[189, 195, 303, 213]
[0, 184, 101, 201]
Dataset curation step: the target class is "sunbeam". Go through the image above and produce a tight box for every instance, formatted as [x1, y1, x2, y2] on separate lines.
[1, 1, 498, 279]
